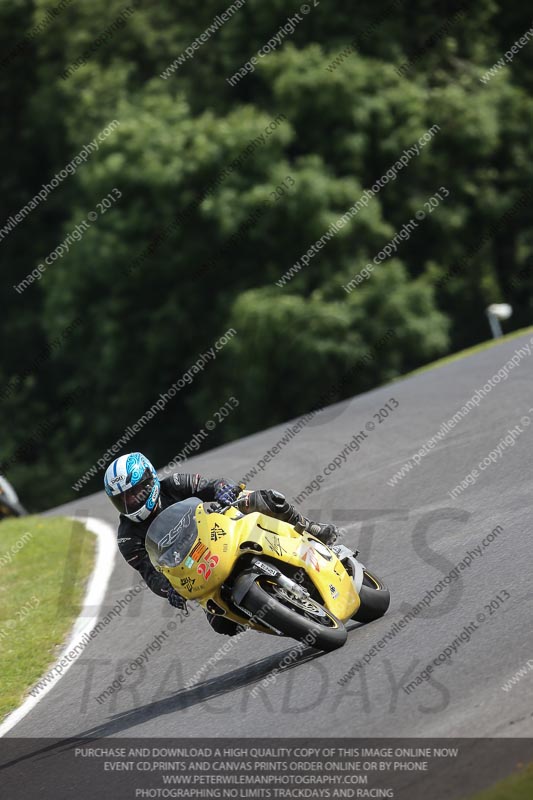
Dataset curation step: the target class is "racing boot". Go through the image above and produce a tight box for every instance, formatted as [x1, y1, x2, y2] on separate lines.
[292, 515, 339, 546]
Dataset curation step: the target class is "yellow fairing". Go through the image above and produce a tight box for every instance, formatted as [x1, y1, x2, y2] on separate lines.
[158, 504, 360, 628]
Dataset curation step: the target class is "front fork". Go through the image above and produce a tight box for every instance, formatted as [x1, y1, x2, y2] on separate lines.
[232, 557, 312, 606]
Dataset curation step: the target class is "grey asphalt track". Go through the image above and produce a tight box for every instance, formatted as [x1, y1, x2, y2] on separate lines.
[7, 331, 533, 741]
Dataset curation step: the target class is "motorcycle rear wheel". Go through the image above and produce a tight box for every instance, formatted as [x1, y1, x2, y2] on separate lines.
[237, 574, 347, 652]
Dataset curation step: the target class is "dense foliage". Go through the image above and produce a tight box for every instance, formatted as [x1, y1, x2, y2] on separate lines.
[1, 0, 532, 508]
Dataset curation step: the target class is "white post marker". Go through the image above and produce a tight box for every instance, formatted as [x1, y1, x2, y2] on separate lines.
[0, 516, 116, 737]
[486, 303, 513, 339]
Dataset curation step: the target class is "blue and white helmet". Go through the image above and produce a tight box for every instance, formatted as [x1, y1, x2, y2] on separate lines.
[104, 452, 160, 522]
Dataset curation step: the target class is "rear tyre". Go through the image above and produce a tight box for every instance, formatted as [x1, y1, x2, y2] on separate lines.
[235, 574, 347, 652]
[352, 570, 390, 624]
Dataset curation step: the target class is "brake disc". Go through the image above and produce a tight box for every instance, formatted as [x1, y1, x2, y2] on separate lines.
[272, 585, 327, 618]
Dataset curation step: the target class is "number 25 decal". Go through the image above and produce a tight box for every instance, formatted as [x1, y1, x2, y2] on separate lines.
[197, 550, 219, 580]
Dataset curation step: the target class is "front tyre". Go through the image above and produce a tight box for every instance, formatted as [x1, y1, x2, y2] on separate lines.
[353, 569, 390, 624]
[235, 574, 347, 652]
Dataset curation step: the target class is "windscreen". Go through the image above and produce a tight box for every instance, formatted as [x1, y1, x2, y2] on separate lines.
[145, 498, 201, 569]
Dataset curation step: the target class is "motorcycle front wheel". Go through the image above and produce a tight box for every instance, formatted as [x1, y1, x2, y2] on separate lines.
[352, 569, 390, 624]
[236, 574, 347, 652]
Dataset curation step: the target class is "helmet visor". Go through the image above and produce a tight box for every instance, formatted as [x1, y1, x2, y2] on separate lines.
[110, 467, 155, 515]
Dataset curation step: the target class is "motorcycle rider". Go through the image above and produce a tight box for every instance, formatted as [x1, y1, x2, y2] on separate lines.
[104, 452, 340, 635]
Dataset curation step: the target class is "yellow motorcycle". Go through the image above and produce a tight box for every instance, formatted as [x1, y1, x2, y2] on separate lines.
[145, 493, 390, 651]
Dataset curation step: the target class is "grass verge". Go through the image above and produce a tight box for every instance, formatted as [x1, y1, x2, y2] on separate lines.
[0, 516, 95, 721]
[467, 763, 533, 799]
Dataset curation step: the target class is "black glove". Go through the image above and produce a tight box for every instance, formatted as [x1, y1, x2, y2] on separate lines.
[214, 479, 241, 505]
[167, 587, 188, 614]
